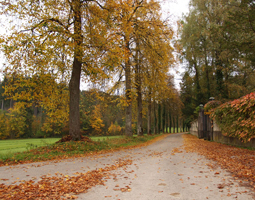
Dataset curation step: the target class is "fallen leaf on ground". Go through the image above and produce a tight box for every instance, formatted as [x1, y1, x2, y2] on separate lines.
[0, 159, 132, 200]
[183, 134, 255, 189]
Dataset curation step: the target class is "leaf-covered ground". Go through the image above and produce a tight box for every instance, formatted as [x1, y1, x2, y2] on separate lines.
[0, 159, 132, 199]
[183, 134, 255, 190]
[1, 133, 254, 199]
[0, 135, 169, 199]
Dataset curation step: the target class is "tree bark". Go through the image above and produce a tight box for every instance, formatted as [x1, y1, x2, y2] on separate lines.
[176, 115, 179, 133]
[169, 113, 171, 133]
[158, 103, 161, 134]
[166, 106, 170, 133]
[154, 100, 158, 134]
[69, 0, 82, 141]
[215, 51, 224, 99]
[147, 88, 152, 135]
[162, 102, 165, 133]
[173, 116, 175, 133]
[125, 39, 133, 137]
[135, 41, 143, 136]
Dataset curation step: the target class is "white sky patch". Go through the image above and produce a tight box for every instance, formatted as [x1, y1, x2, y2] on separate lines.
[161, 0, 190, 90]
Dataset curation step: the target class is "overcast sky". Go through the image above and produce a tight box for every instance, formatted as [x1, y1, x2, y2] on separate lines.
[161, 0, 190, 89]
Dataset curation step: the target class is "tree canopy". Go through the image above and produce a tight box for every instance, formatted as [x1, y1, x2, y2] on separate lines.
[0, 0, 177, 139]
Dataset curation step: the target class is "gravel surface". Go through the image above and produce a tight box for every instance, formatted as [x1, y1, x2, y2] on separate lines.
[0, 133, 254, 200]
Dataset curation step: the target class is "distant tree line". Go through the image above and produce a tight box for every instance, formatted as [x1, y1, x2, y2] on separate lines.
[0, 74, 186, 139]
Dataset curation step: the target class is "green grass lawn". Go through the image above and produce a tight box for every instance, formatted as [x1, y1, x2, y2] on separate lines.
[91, 135, 123, 141]
[0, 136, 124, 156]
[0, 138, 61, 155]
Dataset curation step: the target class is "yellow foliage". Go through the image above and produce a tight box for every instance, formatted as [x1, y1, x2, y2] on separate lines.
[108, 122, 122, 135]
[89, 105, 105, 135]
[0, 111, 8, 139]
[6, 105, 28, 138]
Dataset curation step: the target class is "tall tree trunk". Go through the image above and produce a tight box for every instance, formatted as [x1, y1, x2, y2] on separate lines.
[135, 41, 143, 136]
[69, 0, 82, 141]
[154, 101, 158, 134]
[10, 99, 13, 109]
[193, 59, 202, 103]
[147, 88, 152, 135]
[173, 116, 175, 133]
[215, 51, 224, 99]
[162, 102, 165, 133]
[205, 50, 211, 99]
[34, 105, 38, 117]
[169, 113, 172, 133]
[158, 102, 161, 134]
[176, 115, 179, 133]
[125, 39, 133, 137]
[167, 105, 169, 133]
[182, 119, 185, 132]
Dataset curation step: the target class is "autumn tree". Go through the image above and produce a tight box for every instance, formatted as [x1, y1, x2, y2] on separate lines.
[0, 0, 120, 140]
[120, 0, 172, 136]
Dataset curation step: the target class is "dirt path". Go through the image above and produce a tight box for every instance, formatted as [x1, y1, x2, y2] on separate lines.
[0, 133, 254, 199]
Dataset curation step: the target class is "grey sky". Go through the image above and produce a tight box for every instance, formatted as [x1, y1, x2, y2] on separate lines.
[161, 0, 190, 89]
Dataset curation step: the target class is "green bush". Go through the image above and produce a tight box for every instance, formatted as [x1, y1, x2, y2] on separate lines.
[204, 100, 221, 112]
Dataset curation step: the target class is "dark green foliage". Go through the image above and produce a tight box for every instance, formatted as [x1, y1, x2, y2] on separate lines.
[179, 0, 255, 122]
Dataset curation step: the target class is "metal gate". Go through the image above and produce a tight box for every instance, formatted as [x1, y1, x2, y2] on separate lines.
[198, 108, 213, 140]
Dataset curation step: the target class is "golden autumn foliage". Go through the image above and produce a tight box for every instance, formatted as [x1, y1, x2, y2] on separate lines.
[108, 122, 122, 136]
[0, 0, 178, 139]
[89, 105, 105, 136]
[3, 73, 69, 136]
[0, 104, 28, 139]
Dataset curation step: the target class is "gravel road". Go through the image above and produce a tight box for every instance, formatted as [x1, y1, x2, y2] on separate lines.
[0, 133, 254, 199]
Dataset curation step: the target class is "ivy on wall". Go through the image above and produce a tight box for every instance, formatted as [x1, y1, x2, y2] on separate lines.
[210, 92, 255, 142]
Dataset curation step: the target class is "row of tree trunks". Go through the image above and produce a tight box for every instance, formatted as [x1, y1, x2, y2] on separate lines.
[145, 100, 185, 134]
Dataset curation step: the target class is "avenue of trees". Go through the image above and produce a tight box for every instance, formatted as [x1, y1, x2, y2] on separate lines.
[0, 0, 184, 140]
[178, 0, 255, 123]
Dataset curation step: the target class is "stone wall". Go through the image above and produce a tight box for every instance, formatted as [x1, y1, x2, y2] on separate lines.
[190, 120, 255, 149]
[190, 120, 198, 137]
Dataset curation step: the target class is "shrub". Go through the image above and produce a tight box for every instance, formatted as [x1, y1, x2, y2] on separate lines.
[204, 100, 221, 112]
[0, 110, 8, 139]
[7, 105, 28, 138]
[108, 121, 122, 135]
[211, 92, 255, 142]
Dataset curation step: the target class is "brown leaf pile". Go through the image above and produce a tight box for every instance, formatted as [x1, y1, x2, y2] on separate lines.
[183, 134, 255, 189]
[0, 159, 132, 200]
[56, 135, 94, 143]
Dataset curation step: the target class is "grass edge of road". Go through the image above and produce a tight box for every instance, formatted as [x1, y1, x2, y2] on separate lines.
[0, 133, 170, 166]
